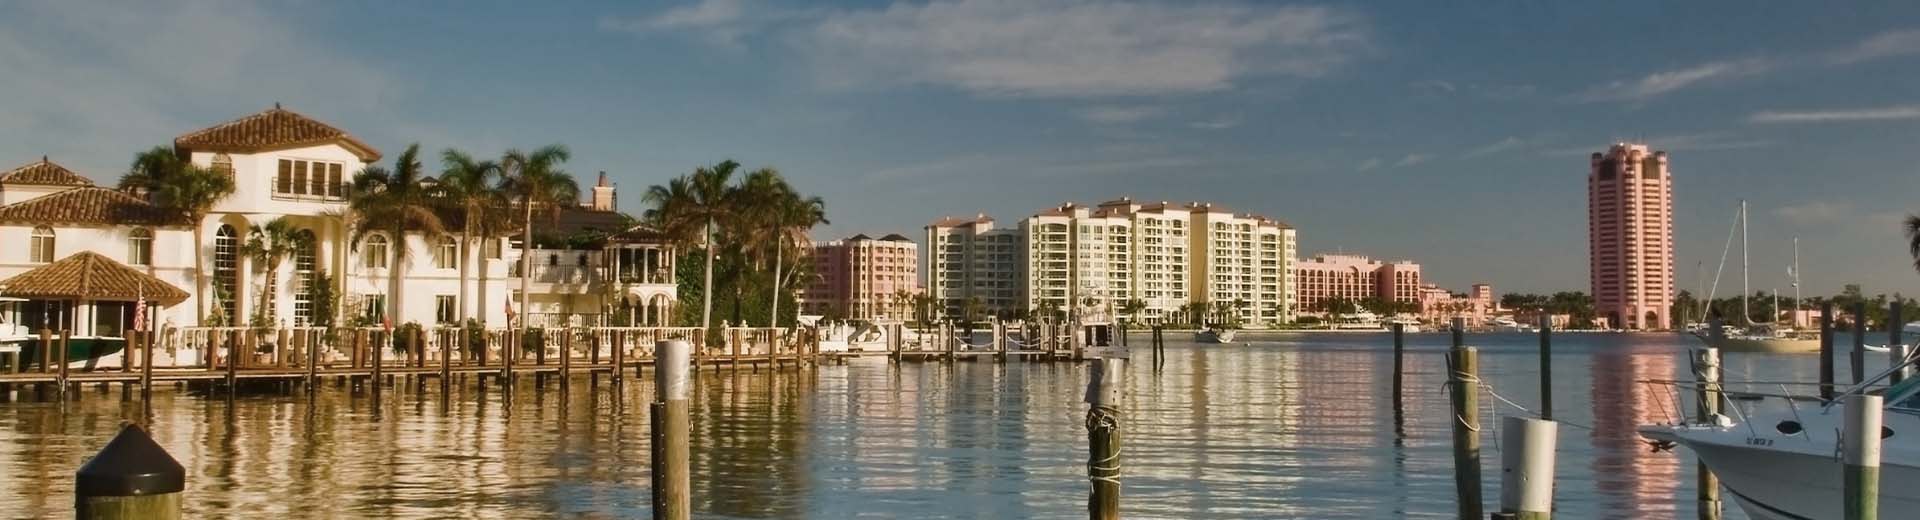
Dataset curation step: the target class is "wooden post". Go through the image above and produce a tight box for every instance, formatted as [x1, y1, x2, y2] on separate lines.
[730, 328, 743, 366]
[39, 328, 51, 374]
[1693, 348, 1722, 520]
[1448, 344, 1482, 520]
[1853, 302, 1867, 385]
[58, 329, 71, 397]
[1822, 302, 1836, 400]
[1844, 394, 1882, 520]
[1085, 357, 1124, 520]
[1498, 416, 1556, 520]
[141, 330, 155, 402]
[277, 329, 290, 369]
[1451, 317, 1466, 347]
[652, 340, 692, 520]
[1538, 315, 1553, 420]
[504, 328, 517, 385]
[410, 328, 423, 369]
[1890, 302, 1906, 384]
[1391, 322, 1405, 403]
[561, 330, 574, 380]
[75, 423, 184, 519]
[437, 328, 450, 385]
[305, 330, 318, 389]
[611, 330, 625, 382]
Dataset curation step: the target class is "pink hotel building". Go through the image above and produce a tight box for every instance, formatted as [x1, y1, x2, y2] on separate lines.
[1588, 143, 1674, 330]
[800, 234, 921, 321]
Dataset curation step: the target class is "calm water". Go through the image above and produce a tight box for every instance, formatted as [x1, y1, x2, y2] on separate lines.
[0, 332, 1872, 518]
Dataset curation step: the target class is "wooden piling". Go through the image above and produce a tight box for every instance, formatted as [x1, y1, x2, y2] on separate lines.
[1391, 322, 1405, 403]
[1085, 357, 1124, 520]
[1890, 302, 1906, 384]
[1844, 393, 1882, 520]
[1822, 302, 1836, 400]
[57, 329, 71, 397]
[652, 340, 692, 520]
[1451, 317, 1465, 347]
[1448, 343, 1482, 520]
[1693, 348, 1722, 520]
[1538, 315, 1553, 420]
[141, 330, 155, 403]
[1498, 416, 1556, 520]
[1853, 302, 1867, 385]
[75, 423, 184, 520]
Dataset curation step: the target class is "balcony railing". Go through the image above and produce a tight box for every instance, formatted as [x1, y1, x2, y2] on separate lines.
[509, 264, 674, 285]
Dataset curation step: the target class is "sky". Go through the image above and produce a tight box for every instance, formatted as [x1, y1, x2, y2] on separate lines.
[3, 0, 1920, 297]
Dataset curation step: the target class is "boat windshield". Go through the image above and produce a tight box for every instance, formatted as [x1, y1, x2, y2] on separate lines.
[1888, 375, 1920, 408]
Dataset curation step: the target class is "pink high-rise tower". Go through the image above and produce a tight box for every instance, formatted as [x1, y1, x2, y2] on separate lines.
[1588, 143, 1674, 330]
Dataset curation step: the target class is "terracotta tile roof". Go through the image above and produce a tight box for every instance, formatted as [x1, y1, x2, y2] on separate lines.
[0, 187, 189, 227]
[0, 157, 95, 186]
[174, 105, 382, 162]
[0, 251, 189, 305]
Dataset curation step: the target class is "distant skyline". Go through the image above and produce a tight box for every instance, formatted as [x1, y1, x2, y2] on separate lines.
[3, 1, 1919, 295]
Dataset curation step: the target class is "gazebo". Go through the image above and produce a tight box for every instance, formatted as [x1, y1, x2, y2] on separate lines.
[0, 251, 188, 367]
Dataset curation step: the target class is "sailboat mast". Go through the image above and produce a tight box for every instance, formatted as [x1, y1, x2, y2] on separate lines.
[1793, 237, 1802, 327]
[1741, 200, 1751, 326]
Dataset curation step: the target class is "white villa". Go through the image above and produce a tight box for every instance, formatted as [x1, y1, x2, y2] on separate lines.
[0, 106, 676, 349]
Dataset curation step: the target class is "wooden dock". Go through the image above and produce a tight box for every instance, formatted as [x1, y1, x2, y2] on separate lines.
[820, 320, 1097, 363]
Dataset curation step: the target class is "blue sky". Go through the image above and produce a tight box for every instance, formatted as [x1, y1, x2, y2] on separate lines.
[4, 1, 1920, 296]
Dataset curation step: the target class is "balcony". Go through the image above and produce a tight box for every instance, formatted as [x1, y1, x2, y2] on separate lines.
[509, 264, 674, 285]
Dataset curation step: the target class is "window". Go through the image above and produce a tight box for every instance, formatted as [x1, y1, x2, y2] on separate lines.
[364, 234, 389, 269]
[363, 294, 386, 322]
[436, 237, 457, 269]
[127, 228, 153, 266]
[435, 295, 456, 324]
[211, 153, 233, 175]
[292, 230, 317, 324]
[214, 225, 239, 324]
[484, 238, 503, 259]
[276, 159, 345, 199]
[29, 226, 54, 263]
[94, 302, 132, 338]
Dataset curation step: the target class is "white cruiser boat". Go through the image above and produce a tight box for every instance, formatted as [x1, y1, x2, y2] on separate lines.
[1640, 364, 1920, 519]
[1486, 316, 1536, 333]
[1385, 317, 1421, 333]
[1194, 327, 1237, 344]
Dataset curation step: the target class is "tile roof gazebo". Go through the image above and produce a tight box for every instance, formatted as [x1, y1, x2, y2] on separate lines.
[0, 251, 189, 306]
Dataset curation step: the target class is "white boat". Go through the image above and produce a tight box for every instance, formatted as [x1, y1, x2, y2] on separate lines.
[1906, 321, 1920, 335]
[1331, 310, 1384, 330]
[1486, 316, 1536, 333]
[1385, 317, 1421, 333]
[1640, 366, 1920, 519]
[1696, 202, 1819, 353]
[803, 318, 914, 352]
[1194, 327, 1237, 344]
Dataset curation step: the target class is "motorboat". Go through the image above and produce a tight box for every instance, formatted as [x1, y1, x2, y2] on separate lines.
[1486, 316, 1536, 333]
[1331, 310, 1384, 330]
[1640, 362, 1920, 519]
[802, 318, 913, 352]
[1194, 327, 1237, 344]
[1906, 321, 1920, 335]
[1385, 317, 1421, 333]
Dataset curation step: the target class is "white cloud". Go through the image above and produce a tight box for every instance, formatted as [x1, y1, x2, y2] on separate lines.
[1189, 116, 1240, 130]
[600, 0, 807, 49]
[1772, 201, 1853, 226]
[1461, 136, 1525, 158]
[1579, 58, 1771, 102]
[1393, 154, 1429, 167]
[1538, 132, 1770, 156]
[799, 0, 1369, 97]
[1409, 79, 1456, 93]
[1076, 105, 1163, 124]
[1828, 29, 1920, 64]
[1749, 105, 1920, 124]
[1356, 157, 1382, 171]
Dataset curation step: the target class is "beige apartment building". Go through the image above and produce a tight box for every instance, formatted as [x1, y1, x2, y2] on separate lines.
[925, 215, 1023, 318]
[926, 198, 1294, 326]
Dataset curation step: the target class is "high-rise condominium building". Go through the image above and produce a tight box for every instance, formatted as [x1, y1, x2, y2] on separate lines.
[925, 199, 1294, 326]
[925, 215, 1023, 318]
[1291, 253, 1421, 314]
[1588, 143, 1674, 330]
[800, 234, 920, 321]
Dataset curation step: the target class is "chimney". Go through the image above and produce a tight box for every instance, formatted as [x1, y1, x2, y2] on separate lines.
[590, 170, 615, 211]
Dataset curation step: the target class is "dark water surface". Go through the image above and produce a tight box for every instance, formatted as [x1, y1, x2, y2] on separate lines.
[0, 332, 1855, 518]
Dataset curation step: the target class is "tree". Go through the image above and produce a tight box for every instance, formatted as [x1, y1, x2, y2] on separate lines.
[645, 161, 738, 333]
[501, 145, 577, 332]
[240, 217, 311, 325]
[1119, 298, 1147, 325]
[962, 296, 986, 334]
[436, 149, 503, 328]
[349, 144, 446, 326]
[1908, 214, 1920, 274]
[737, 169, 827, 328]
[121, 146, 236, 324]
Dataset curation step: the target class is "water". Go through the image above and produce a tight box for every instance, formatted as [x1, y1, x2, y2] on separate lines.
[0, 332, 1876, 518]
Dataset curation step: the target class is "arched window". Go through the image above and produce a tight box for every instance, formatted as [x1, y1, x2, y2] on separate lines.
[435, 237, 457, 269]
[291, 230, 317, 324]
[127, 228, 153, 266]
[211, 153, 233, 176]
[29, 226, 54, 263]
[364, 234, 390, 269]
[214, 225, 239, 324]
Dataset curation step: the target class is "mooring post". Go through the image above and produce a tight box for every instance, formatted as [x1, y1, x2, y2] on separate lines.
[1448, 341, 1482, 519]
[1451, 317, 1466, 348]
[1497, 416, 1557, 520]
[1391, 322, 1405, 404]
[58, 329, 71, 398]
[1538, 315, 1553, 420]
[1086, 356, 1124, 520]
[1822, 302, 1836, 400]
[142, 330, 156, 403]
[75, 423, 184, 519]
[1694, 347, 1723, 520]
[372, 329, 384, 402]
[612, 330, 625, 382]
[652, 340, 692, 520]
[1845, 393, 1882, 520]
[1890, 302, 1906, 384]
[1853, 302, 1868, 385]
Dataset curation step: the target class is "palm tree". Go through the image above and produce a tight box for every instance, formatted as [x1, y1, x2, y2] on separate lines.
[437, 150, 503, 328]
[500, 145, 577, 332]
[349, 144, 446, 325]
[644, 161, 739, 333]
[1907, 214, 1920, 273]
[121, 146, 236, 323]
[893, 289, 916, 322]
[739, 170, 828, 327]
[240, 217, 310, 325]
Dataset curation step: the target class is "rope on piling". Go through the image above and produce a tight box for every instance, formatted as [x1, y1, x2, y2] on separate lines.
[1441, 360, 1482, 433]
[1480, 382, 1596, 432]
[1085, 408, 1122, 486]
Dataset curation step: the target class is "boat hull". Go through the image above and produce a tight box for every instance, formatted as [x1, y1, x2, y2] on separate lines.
[1642, 408, 1920, 520]
[1194, 330, 1236, 344]
[1697, 335, 1821, 353]
[10, 337, 125, 369]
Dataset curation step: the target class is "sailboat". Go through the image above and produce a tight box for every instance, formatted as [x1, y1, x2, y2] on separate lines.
[1695, 201, 1820, 353]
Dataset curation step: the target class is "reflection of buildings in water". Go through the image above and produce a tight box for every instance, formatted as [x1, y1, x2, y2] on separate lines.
[1589, 349, 1682, 517]
[692, 369, 812, 518]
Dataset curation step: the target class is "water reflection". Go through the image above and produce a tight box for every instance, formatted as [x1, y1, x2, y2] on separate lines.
[0, 334, 1798, 518]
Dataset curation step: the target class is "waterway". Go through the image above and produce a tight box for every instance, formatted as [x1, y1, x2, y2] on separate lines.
[0, 331, 1867, 518]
